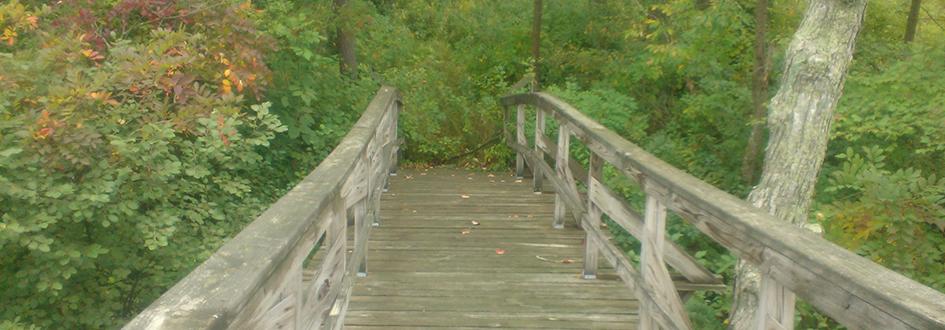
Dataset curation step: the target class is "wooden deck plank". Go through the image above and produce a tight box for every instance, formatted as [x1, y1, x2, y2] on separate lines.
[344, 168, 639, 329]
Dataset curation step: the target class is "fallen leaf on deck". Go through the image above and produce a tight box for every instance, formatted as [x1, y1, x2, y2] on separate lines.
[561, 258, 575, 264]
[461, 228, 472, 235]
[495, 248, 506, 255]
[471, 220, 480, 226]
[420, 172, 427, 176]
[461, 194, 470, 199]
[487, 173, 495, 177]
[514, 179, 523, 183]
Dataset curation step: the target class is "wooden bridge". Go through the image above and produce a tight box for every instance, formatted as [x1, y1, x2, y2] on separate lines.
[126, 82, 945, 330]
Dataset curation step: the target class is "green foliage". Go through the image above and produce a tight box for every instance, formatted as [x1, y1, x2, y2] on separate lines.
[0, 1, 288, 328]
[820, 147, 945, 290]
[256, 0, 377, 179]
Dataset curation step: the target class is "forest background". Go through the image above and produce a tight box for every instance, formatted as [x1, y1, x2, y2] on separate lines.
[1, 0, 943, 328]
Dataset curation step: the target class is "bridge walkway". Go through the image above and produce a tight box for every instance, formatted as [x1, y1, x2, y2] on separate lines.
[343, 168, 638, 329]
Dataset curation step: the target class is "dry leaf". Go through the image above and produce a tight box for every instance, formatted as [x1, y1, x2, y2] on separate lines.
[471, 220, 480, 226]
[461, 228, 472, 235]
[420, 172, 427, 176]
[460, 194, 470, 199]
[495, 248, 506, 255]
[487, 173, 495, 177]
[514, 179, 523, 183]
[561, 258, 575, 264]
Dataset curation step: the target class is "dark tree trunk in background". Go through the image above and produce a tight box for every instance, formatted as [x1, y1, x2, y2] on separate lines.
[335, 0, 358, 79]
[905, 0, 922, 42]
[728, 0, 867, 329]
[695, 0, 710, 10]
[740, 0, 769, 186]
[532, 0, 543, 89]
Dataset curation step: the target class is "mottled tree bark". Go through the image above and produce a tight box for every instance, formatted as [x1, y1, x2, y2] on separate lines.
[905, 0, 922, 42]
[740, 0, 770, 186]
[334, 0, 358, 79]
[728, 1, 867, 329]
[532, 0, 543, 89]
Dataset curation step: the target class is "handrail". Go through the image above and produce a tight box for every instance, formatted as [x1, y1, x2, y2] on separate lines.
[126, 86, 401, 329]
[502, 91, 945, 329]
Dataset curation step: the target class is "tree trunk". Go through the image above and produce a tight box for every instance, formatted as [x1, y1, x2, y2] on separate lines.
[905, 0, 922, 42]
[695, 0, 710, 10]
[532, 0, 543, 89]
[740, 0, 769, 186]
[334, 0, 358, 79]
[728, 1, 867, 329]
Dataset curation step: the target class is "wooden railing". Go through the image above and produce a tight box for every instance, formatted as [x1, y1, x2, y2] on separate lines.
[126, 86, 401, 329]
[501, 91, 945, 329]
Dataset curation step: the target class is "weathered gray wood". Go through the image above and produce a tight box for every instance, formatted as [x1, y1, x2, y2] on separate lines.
[553, 124, 573, 229]
[533, 108, 546, 192]
[516, 104, 526, 178]
[638, 195, 692, 330]
[587, 177, 718, 284]
[755, 274, 794, 330]
[345, 169, 641, 328]
[539, 133, 589, 185]
[501, 92, 945, 329]
[583, 153, 603, 280]
[125, 87, 400, 330]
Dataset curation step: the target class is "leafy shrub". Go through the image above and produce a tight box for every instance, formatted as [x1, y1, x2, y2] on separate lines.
[0, 1, 286, 327]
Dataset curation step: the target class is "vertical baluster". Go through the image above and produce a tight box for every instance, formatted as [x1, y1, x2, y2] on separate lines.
[639, 194, 664, 329]
[583, 153, 603, 279]
[533, 108, 545, 193]
[355, 150, 371, 278]
[755, 275, 796, 330]
[390, 100, 400, 177]
[515, 103, 526, 178]
[639, 193, 692, 330]
[552, 123, 570, 229]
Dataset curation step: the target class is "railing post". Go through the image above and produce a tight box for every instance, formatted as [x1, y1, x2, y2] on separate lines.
[355, 150, 371, 277]
[533, 109, 546, 193]
[515, 103, 526, 179]
[755, 275, 796, 330]
[552, 123, 570, 229]
[639, 193, 692, 329]
[389, 100, 401, 178]
[583, 153, 603, 279]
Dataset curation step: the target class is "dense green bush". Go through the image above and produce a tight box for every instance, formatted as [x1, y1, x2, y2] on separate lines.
[0, 1, 286, 327]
